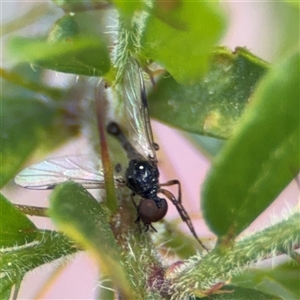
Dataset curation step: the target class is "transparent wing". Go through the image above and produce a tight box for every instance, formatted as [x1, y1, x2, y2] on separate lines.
[122, 58, 157, 162]
[14, 155, 125, 190]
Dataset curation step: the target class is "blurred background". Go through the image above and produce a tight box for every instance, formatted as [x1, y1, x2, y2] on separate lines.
[1, 1, 299, 299]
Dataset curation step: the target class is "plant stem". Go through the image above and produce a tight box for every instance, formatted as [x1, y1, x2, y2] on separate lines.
[0, 68, 62, 99]
[170, 212, 300, 298]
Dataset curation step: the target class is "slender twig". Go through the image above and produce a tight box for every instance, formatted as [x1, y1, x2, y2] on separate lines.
[0, 68, 62, 98]
[14, 204, 48, 217]
[95, 82, 118, 212]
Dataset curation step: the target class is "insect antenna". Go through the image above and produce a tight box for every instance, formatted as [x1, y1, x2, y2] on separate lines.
[159, 188, 208, 251]
[107, 122, 144, 161]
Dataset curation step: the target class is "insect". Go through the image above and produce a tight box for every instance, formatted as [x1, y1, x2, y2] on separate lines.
[15, 58, 207, 250]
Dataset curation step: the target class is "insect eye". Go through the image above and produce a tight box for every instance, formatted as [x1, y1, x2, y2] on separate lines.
[138, 198, 168, 224]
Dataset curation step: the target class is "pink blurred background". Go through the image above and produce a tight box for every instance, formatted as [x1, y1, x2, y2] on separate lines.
[2, 1, 298, 299]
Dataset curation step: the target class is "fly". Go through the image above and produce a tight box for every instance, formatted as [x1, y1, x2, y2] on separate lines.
[15, 58, 207, 250]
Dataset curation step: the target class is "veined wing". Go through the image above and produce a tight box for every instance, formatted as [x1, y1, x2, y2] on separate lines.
[14, 155, 125, 190]
[122, 58, 157, 162]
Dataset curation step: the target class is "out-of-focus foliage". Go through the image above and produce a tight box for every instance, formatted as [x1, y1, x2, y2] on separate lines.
[1, 1, 299, 300]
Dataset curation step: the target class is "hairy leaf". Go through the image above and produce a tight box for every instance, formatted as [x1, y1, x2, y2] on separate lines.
[202, 52, 300, 238]
[48, 181, 134, 297]
[1, 96, 79, 187]
[0, 194, 37, 247]
[143, 2, 226, 84]
[149, 47, 268, 139]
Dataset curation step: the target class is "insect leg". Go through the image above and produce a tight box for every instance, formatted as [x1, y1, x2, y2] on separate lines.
[134, 216, 143, 233]
[135, 212, 158, 233]
[148, 224, 157, 232]
[159, 188, 208, 251]
[130, 193, 142, 232]
[130, 192, 138, 208]
[160, 179, 182, 203]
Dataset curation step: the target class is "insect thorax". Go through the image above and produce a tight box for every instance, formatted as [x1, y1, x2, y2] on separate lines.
[125, 159, 159, 199]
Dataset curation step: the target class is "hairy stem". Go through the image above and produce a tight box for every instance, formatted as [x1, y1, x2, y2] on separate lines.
[170, 212, 300, 299]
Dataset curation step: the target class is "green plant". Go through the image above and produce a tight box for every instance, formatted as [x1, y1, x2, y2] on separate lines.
[1, 1, 299, 299]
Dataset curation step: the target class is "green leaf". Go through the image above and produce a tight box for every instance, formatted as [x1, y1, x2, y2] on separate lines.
[143, 2, 227, 84]
[113, 0, 142, 20]
[0, 193, 37, 247]
[0, 230, 78, 298]
[1, 63, 61, 100]
[202, 52, 300, 238]
[0, 96, 78, 187]
[200, 285, 283, 299]
[149, 47, 268, 139]
[232, 262, 300, 300]
[7, 34, 110, 77]
[47, 14, 80, 43]
[0, 277, 15, 300]
[284, 1, 300, 10]
[48, 181, 134, 297]
[271, 2, 300, 59]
